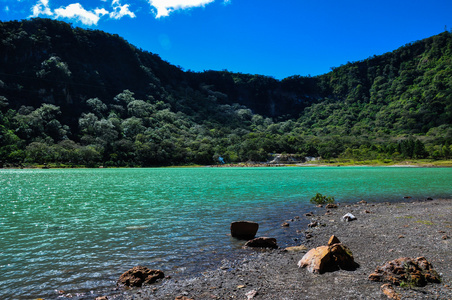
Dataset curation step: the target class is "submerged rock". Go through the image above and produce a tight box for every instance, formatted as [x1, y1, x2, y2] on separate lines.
[369, 256, 441, 287]
[244, 237, 278, 249]
[231, 221, 259, 240]
[118, 266, 164, 287]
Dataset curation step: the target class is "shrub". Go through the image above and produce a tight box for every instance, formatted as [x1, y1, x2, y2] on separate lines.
[309, 193, 335, 205]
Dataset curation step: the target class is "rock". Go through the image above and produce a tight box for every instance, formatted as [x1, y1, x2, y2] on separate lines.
[308, 221, 318, 227]
[245, 289, 258, 299]
[230, 221, 259, 240]
[175, 296, 194, 300]
[342, 213, 357, 222]
[426, 197, 433, 200]
[325, 203, 338, 209]
[281, 222, 290, 227]
[297, 245, 331, 273]
[358, 200, 367, 204]
[118, 266, 164, 287]
[380, 283, 401, 300]
[304, 212, 313, 217]
[368, 257, 441, 287]
[243, 237, 278, 249]
[298, 235, 358, 273]
[329, 243, 360, 271]
[285, 245, 308, 252]
[327, 235, 341, 246]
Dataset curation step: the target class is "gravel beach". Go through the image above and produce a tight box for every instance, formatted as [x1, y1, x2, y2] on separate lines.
[113, 199, 452, 300]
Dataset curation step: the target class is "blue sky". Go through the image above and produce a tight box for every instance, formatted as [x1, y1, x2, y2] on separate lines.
[1, 0, 451, 79]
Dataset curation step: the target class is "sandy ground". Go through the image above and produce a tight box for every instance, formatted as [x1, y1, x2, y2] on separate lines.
[110, 199, 452, 300]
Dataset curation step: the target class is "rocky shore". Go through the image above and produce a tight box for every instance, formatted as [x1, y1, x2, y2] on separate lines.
[111, 199, 451, 300]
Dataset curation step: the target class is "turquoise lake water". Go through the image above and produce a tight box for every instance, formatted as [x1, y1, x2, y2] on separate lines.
[1, 167, 451, 299]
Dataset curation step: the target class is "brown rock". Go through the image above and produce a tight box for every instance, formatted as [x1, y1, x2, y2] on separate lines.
[95, 297, 108, 300]
[308, 221, 318, 228]
[328, 235, 341, 246]
[325, 203, 338, 209]
[298, 236, 359, 274]
[369, 257, 441, 287]
[175, 296, 194, 300]
[118, 266, 164, 287]
[285, 245, 308, 252]
[380, 283, 401, 300]
[281, 222, 290, 227]
[230, 221, 259, 240]
[329, 243, 360, 271]
[297, 245, 331, 273]
[244, 237, 278, 249]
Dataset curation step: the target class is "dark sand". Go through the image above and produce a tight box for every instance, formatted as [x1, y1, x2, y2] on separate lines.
[113, 199, 452, 300]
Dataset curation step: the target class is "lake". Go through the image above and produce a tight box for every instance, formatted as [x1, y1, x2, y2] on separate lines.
[1, 167, 451, 299]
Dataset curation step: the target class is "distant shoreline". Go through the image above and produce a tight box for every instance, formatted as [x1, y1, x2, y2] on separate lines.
[1, 159, 452, 169]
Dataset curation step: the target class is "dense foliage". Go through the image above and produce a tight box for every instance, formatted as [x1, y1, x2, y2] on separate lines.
[0, 18, 451, 167]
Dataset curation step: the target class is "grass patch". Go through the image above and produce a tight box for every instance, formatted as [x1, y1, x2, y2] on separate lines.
[415, 220, 434, 225]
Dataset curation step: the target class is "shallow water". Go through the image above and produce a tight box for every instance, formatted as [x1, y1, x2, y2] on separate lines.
[0, 167, 451, 299]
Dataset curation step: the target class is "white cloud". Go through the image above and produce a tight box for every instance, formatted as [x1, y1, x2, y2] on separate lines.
[147, 0, 215, 18]
[31, 0, 53, 17]
[29, 1, 135, 25]
[4, 5, 10, 13]
[110, 0, 136, 20]
[95, 8, 109, 17]
[54, 3, 103, 26]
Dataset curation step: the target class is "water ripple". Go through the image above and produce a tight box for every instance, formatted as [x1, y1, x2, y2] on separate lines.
[0, 167, 451, 299]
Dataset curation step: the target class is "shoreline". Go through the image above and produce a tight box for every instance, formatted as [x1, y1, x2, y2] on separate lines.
[111, 198, 452, 300]
[2, 159, 452, 170]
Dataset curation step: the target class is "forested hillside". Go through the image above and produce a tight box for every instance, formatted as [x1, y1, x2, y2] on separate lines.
[0, 18, 451, 167]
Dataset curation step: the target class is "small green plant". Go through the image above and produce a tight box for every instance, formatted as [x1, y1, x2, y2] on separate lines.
[309, 193, 335, 205]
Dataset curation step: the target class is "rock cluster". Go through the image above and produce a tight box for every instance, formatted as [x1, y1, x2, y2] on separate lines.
[297, 235, 359, 273]
[118, 266, 165, 287]
[369, 256, 441, 287]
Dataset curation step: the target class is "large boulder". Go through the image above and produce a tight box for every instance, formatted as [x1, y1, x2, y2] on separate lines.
[369, 257, 441, 287]
[118, 266, 164, 287]
[298, 235, 359, 274]
[231, 221, 259, 240]
[243, 237, 278, 249]
[297, 245, 331, 273]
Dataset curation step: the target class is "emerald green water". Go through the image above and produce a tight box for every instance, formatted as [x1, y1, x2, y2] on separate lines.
[1, 167, 451, 299]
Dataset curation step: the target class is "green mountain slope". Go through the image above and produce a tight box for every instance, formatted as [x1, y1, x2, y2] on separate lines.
[0, 18, 451, 166]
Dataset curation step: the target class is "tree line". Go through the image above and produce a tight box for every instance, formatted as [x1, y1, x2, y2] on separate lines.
[0, 19, 451, 167]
